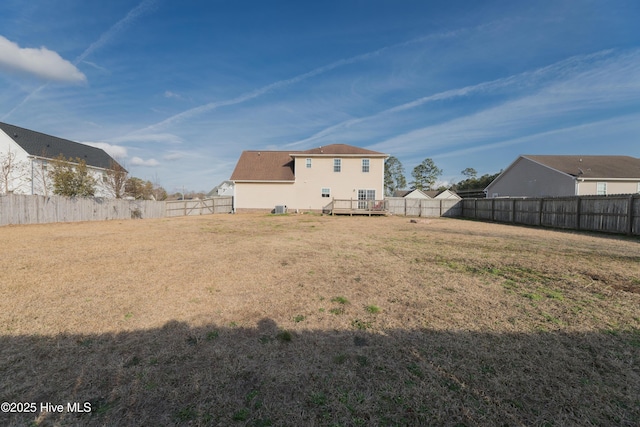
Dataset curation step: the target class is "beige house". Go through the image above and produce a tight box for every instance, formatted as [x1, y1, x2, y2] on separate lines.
[486, 155, 640, 198]
[230, 144, 388, 211]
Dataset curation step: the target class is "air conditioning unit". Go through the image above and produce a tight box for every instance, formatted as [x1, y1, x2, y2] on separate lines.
[275, 205, 287, 214]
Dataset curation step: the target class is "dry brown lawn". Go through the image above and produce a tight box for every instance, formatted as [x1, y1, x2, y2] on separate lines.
[1, 213, 639, 426]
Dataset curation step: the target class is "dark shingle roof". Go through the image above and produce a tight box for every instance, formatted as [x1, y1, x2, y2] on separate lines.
[297, 144, 386, 156]
[524, 155, 640, 179]
[230, 151, 299, 181]
[0, 122, 118, 170]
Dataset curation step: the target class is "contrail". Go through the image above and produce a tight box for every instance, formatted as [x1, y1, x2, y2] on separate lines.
[283, 49, 616, 148]
[131, 28, 467, 135]
[1, 0, 157, 121]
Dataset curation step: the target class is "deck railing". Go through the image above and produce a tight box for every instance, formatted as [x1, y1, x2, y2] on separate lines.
[323, 199, 388, 215]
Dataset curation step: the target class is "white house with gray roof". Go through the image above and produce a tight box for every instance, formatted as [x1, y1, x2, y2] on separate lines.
[0, 122, 123, 197]
[486, 155, 640, 198]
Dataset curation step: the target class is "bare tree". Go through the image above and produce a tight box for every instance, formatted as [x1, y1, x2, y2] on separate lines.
[102, 159, 129, 198]
[0, 148, 29, 194]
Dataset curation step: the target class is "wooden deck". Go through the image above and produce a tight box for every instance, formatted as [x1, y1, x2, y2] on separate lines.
[323, 199, 389, 216]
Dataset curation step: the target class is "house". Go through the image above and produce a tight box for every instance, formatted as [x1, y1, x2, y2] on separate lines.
[393, 189, 431, 199]
[207, 180, 234, 197]
[230, 144, 388, 211]
[393, 189, 461, 199]
[0, 122, 122, 197]
[486, 155, 640, 198]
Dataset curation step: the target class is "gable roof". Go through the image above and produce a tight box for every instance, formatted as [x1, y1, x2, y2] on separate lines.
[0, 122, 119, 170]
[231, 144, 387, 181]
[523, 155, 640, 179]
[295, 144, 386, 157]
[230, 151, 298, 181]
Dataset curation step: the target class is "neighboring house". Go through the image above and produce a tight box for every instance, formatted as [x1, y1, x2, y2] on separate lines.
[0, 122, 122, 197]
[393, 189, 431, 199]
[207, 180, 234, 197]
[230, 144, 388, 211]
[394, 189, 461, 199]
[486, 155, 640, 198]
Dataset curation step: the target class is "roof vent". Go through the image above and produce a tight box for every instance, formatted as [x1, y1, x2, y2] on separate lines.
[13, 133, 18, 138]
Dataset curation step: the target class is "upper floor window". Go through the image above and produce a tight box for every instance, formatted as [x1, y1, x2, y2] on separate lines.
[306, 158, 312, 168]
[362, 159, 370, 173]
[333, 158, 341, 173]
[596, 182, 607, 196]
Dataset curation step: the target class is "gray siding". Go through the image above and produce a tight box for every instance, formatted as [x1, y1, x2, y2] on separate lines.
[487, 157, 575, 198]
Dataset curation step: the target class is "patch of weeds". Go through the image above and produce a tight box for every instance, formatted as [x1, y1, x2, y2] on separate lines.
[593, 293, 606, 300]
[124, 312, 133, 319]
[77, 338, 93, 347]
[228, 321, 238, 327]
[480, 365, 495, 375]
[280, 260, 289, 267]
[232, 408, 250, 421]
[332, 296, 349, 304]
[540, 287, 564, 301]
[319, 308, 325, 313]
[407, 363, 424, 379]
[310, 392, 327, 406]
[91, 398, 118, 416]
[252, 419, 273, 427]
[175, 406, 197, 422]
[522, 292, 543, 301]
[124, 356, 141, 368]
[186, 335, 199, 346]
[329, 307, 344, 315]
[246, 390, 259, 403]
[259, 335, 273, 344]
[356, 355, 369, 367]
[206, 330, 219, 341]
[351, 319, 372, 330]
[276, 330, 292, 342]
[148, 357, 159, 366]
[541, 312, 563, 325]
[333, 354, 348, 364]
[354, 276, 362, 283]
[502, 280, 519, 290]
[365, 305, 380, 314]
[293, 315, 305, 323]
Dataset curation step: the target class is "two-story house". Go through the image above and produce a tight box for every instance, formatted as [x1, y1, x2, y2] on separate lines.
[0, 122, 123, 197]
[230, 144, 388, 211]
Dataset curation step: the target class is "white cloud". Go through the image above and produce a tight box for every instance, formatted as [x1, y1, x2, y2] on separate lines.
[0, 36, 86, 83]
[163, 152, 184, 161]
[164, 90, 182, 99]
[83, 142, 128, 159]
[130, 157, 159, 167]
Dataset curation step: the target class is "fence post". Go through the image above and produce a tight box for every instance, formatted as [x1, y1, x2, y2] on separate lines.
[575, 197, 581, 230]
[538, 198, 544, 226]
[627, 194, 634, 236]
[512, 198, 516, 223]
[491, 198, 495, 221]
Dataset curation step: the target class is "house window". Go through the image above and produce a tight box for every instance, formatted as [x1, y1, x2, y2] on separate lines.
[306, 158, 312, 168]
[596, 182, 607, 195]
[362, 159, 370, 173]
[321, 188, 331, 198]
[333, 158, 341, 172]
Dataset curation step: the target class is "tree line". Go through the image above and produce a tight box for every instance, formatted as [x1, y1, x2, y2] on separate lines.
[384, 156, 500, 196]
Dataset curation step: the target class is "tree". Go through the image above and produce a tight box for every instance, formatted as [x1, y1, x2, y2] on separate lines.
[103, 160, 128, 199]
[49, 155, 96, 197]
[0, 148, 29, 194]
[461, 167, 477, 179]
[384, 156, 407, 196]
[410, 158, 442, 190]
[125, 177, 153, 200]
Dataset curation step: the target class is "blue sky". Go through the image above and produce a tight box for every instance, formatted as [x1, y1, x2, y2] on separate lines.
[1, 1, 639, 192]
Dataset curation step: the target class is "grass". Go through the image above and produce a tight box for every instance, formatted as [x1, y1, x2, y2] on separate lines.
[0, 213, 638, 426]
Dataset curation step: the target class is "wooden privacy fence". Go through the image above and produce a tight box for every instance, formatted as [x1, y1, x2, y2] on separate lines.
[386, 197, 462, 217]
[0, 194, 166, 226]
[0, 194, 233, 226]
[460, 194, 640, 236]
[165, 197, 233, 217]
